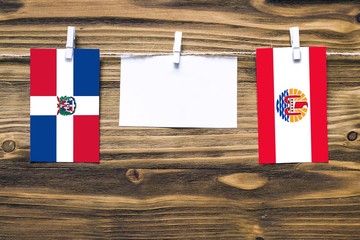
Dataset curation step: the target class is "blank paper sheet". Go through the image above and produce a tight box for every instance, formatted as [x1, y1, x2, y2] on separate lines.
[119, 55, 237, 128]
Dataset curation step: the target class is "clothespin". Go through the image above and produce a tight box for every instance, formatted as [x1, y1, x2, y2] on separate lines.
[65, 26, 76, 59]
[173, 31, 182, 64]
[290, 27, 301, 60]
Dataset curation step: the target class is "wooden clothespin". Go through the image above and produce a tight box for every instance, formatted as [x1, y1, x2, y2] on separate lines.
[65, 26, 76, 59]
[173, 31, 182, 64]
[290, 27, 301, 61]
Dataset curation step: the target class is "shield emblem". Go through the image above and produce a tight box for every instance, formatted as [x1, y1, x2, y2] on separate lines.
[57, 96, 77, 116]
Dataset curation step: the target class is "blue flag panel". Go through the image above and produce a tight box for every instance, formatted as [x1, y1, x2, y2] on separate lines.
[30, 116, 57, 162]
[74, 49, 100, 96]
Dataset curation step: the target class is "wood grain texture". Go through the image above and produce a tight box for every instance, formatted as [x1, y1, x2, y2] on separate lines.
[0, 0, 359, 239]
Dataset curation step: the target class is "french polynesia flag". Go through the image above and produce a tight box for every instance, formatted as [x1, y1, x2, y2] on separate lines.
[256, 47, 328, 164]
[30, 49, 100, 163]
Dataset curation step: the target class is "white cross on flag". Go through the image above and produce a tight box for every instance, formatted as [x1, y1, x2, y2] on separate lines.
[30, 49, 100, 163]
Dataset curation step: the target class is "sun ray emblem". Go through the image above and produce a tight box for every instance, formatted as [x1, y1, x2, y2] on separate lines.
[57, 96, 76, 116]
[276, 88, 308, 123]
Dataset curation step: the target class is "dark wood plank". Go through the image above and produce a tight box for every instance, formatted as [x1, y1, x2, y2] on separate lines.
[0, 163, 359, 239]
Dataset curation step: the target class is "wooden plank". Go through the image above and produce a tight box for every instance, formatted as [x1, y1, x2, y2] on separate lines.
[0, 55, 359, 167]
[0, 164, 359, 239]
[0, 0, 359, 54]
[0, 0, 359, 239]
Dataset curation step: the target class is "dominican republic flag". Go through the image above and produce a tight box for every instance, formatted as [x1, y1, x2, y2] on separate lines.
[30, 49, 100, 163]
[256, 47, 328, 164]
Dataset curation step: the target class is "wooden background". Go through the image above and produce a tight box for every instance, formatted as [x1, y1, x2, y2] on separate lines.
[0, 0, 359, 239]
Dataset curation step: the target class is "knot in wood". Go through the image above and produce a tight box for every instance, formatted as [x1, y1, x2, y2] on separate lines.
[2, 140, 16, 153]
[347, 131, 358, 141]
[356, 13, 360, 23]
[218, 173, 268, 190]
[255, 237, 265, 240]
[125, 169, 144, 184]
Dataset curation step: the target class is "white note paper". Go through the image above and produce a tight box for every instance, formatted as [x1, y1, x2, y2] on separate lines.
[119, 56, 237, 128]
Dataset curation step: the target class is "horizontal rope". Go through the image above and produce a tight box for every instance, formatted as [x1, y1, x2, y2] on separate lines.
[0, 51, 359, 58]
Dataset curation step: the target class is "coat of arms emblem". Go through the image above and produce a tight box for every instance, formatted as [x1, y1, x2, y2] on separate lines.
[57, 96, 76, 116]
[276, 88, 308, 123]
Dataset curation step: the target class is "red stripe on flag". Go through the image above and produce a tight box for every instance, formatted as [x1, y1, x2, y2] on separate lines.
[73, 116, 99, 163]
[30, 49, 56, 96]
[309, 47, 328, 163]
[256, 48, 276, 164]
